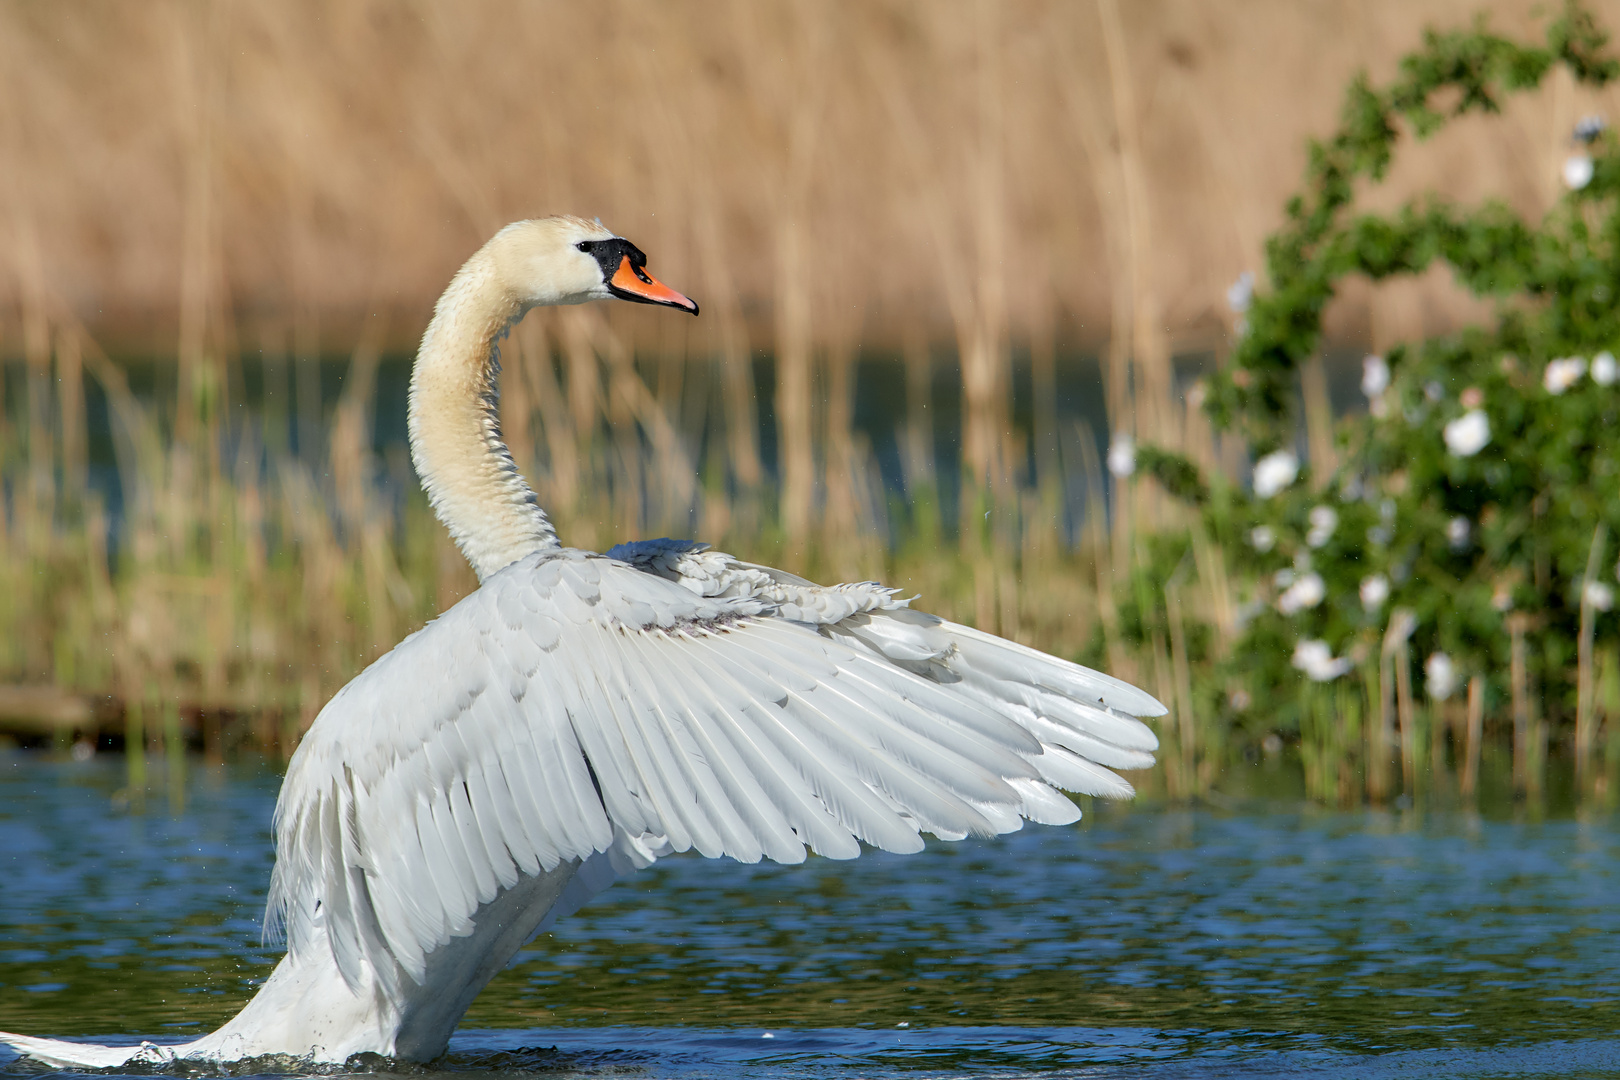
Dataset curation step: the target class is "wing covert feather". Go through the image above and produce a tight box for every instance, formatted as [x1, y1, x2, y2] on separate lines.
[266, 548, 1163, 993]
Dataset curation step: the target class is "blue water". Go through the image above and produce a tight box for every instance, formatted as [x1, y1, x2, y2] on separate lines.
[1, 752, 1617, 1078]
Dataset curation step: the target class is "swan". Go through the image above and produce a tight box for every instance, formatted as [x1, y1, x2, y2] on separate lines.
[0, 216, 1163, 1068]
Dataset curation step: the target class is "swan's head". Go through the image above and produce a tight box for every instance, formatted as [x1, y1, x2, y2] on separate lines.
[489, 216, 699, 315]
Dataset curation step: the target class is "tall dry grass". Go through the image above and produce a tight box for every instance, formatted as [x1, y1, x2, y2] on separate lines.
[7, 0, 1616, 562]
[6, 4, 1618, 376]
[3, 1, 1619, 804]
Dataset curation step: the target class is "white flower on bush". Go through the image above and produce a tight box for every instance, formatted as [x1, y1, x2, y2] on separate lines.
[1443, 410, 1491, 457]
[1249, 525, 1276, 553]
[1306, 505, 1338, 548]
[1425, 652, 1458, 700]
[1107, 432, 1136, 478]
[1361, 354, 1390, 398]
[1360, 574, 1390, 612]
[1565, 153, 1595, 190]
[1585, 580, 1614, 612]
[1447, 516, 1471, 551]
[1234, 599, 1265, 630]
[1594, 351, 1618, 386]
[1253, 450, 1299, 498]
[1277, 571, 1325, 615]
[1227, 271, 1255, 314]
[1544, 356, 1587, 394]
[1292, 639, 1351, 682]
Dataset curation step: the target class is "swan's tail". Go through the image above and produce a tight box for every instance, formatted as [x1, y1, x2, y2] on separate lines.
[1, 859, 598, 1068]
[0, 1030, 188, 1069]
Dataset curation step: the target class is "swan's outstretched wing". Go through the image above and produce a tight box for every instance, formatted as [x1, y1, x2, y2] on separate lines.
[268, 547, 1163, 993]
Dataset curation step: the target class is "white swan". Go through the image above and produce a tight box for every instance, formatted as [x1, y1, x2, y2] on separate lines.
[0, 216, 1163, 1068]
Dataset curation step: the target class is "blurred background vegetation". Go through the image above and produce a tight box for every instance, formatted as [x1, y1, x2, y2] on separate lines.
[2, 0, 1619, 810]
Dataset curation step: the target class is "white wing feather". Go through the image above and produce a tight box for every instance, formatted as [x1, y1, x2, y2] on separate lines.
[267, 546, 1163, 992]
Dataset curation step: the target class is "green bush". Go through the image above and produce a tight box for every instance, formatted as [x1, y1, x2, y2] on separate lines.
[1154, 2, 1620, 745]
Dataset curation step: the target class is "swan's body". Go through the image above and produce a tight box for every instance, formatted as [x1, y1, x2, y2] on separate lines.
[0, 216, 1163, 1068]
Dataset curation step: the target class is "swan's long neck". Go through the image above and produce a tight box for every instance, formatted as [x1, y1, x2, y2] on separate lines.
[408, 251, 558, 579]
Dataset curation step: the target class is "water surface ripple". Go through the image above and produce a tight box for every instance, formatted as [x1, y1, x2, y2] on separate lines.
[1, 754, 1616, 1078]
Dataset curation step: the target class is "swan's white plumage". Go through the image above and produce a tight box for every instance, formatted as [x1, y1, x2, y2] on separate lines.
[0, 217, 1163, 1069]
[267, 544, 1162, 1002]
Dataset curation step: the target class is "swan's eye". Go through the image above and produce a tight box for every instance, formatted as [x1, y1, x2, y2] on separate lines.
[576, 241, 593, 253]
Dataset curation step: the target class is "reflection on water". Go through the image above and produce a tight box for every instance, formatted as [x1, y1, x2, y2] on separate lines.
[1, 752, 1617, 1079]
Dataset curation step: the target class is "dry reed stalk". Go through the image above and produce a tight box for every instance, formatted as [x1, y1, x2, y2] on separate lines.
[1577, 523, 1607, 786]
[54, 327, 86, 499]
[1543, 63, 1579, 212]
[594, 312, 698, 530]
[170, 0, 224, 451]
[958, 0, 1011, 507]
[1076, 422, 1134, 686]
[516, 319, 581, 515]
[1181, 384, 1221, 500]
[1509, 612, 1533, 796]
[1096, 0, 1172, 536]
[1028, 304, 1060, 498]
[1599, 647, 1620, 806]
[1374, 609, 1416, 802]
[256, 321, 291, 458]
[821, 342, 861, 567]
[696, 219, 762, 493]
[659, 8, 761, 498]
[1165, 573, 1197, 796]
[1429, 696, 1450, 791]
[1395, 639, 1417, 796]
[899, 328, 937, 499]
[125, 698, 147, 790]
[1368, 660, 1389, 803]
[1164, 10, 1270, 319]
[161, 696, 185, 812]
[331, 312, 411, 658]
[1, 44, 50, 543]
[15, 223, 52, 535]
[1336, 680, 1361, 807]
[293, 328, 322, 467]
[1306, 685, 1334, 804]
[1191, 525, 1235, 658]
[774, 220, 815, 546]
[561, 312, 603, 474]
[1149, 621, 1178, 801]
[860, 17, 1002, 538]
[997, 564, 1022, 645]
[1056, 10, 1135, 563]
[748, 4, 830, 552]
[1301, 354, 1337, 487]
[330, 313, 385, 537]
[1463, 673, 1484, 799]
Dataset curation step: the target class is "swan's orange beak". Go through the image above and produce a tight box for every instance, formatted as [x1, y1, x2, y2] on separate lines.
[610, 257, 699, 315]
